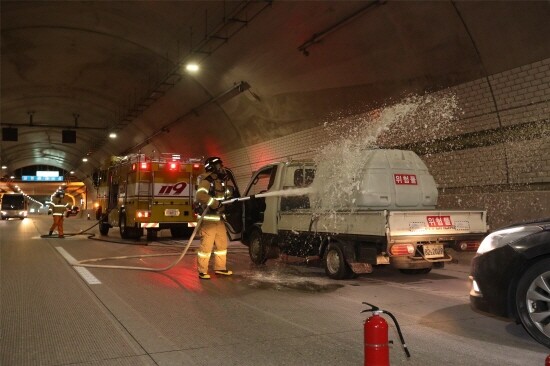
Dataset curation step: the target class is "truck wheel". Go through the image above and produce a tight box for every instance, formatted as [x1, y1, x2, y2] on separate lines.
[324, 243, 352, 280]
[120, 214, 130, 239]
[249, 230, 267, 265]
[120, 213, 143, 239]
[515, 258, 550, 348]
[99, 220, 110, 236]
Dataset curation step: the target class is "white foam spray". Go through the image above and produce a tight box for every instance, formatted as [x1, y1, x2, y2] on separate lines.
[231, 93, 460, 228]
[309, 92, 460, 221]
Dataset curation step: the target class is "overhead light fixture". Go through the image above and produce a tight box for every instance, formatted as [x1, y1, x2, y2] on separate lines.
[185, 63, 199, 72]
[70, 171, 75, 174]
[1, 165, 6, 169]
[82, 158, 88, 162]
[109, 132, 117, 138]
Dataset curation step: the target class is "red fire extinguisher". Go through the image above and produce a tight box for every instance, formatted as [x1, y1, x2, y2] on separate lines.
[545, 354, 550, 366]
[362, 302, 411, 366]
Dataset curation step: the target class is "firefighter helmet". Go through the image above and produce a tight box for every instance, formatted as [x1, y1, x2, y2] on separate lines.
[204, 157, 223, 172]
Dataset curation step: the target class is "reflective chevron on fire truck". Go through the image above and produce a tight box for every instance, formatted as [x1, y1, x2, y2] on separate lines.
[93, 153, 204, 240]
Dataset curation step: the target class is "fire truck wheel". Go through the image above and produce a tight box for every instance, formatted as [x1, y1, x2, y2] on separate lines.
[99, 221, 110, 236]
[324, 243, 353, 280]
[249, 230, 267, 265]
[119, 213, 141, 239]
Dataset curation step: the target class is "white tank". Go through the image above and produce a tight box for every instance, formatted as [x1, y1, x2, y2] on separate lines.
[311, 149, 438, 211]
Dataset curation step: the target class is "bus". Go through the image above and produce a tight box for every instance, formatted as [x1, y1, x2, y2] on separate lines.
[1, 193, 28, 220]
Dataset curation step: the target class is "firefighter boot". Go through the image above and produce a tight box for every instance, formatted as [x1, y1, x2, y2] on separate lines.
[215, 269, 233, 276]
[198, 273, 211, 280]
[48, 231, 53, 236]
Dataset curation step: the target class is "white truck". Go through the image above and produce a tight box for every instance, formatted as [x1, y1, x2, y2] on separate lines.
[223, 149, 488, 279]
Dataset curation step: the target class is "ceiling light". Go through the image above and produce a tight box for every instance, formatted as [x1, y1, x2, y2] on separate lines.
[185, 63, 199, 72]
[82, 158, 88, 162]
[70, 171, 75, 174]
[109, 132, 117, 138]
[1, 165, 6, 169]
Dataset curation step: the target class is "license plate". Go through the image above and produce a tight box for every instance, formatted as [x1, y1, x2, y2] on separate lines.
[164, 209, 180, 217]
[423, 244, 444, 258]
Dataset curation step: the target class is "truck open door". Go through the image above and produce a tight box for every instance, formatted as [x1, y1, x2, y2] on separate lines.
[222, 167, 243, 240]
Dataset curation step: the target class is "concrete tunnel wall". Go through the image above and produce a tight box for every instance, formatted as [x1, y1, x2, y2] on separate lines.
[46, 1, 547, 230]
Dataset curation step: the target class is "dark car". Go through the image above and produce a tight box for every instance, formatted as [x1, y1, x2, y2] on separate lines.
[469, 218, 550, 348]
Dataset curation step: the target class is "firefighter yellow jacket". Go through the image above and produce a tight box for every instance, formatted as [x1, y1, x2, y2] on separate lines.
[195, 172, 227, 220]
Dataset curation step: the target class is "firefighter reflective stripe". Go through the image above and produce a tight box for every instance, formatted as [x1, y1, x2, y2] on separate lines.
[197, 251, 211, 259]
[213, 249, 227, 256]
[198, 214, 221, 221]
[207, 197, 216, 207]
[197, 187, 209, 194]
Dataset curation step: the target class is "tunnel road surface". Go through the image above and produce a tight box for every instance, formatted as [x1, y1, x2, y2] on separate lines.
[1, 215, 548, 365]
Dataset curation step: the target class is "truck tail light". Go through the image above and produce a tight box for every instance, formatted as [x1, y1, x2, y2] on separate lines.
[133, 162, 150, 171]
[168, 162, 179, 171]
[193, 163, 201, 170]
[136, 210, 150, 218]
[458, 241, 480, 251]
[390, 244, 415, 256]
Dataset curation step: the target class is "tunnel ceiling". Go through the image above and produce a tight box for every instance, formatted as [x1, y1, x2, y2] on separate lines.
[2, 0, 549, 186]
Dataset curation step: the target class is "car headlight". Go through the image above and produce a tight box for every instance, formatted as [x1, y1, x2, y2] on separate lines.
[477, 225, 542, 254]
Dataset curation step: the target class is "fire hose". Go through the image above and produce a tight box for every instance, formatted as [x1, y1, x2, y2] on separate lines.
[68, 208, 209, 272]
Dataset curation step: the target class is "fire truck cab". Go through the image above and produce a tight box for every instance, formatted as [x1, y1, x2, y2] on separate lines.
[93, 153, 204, 240]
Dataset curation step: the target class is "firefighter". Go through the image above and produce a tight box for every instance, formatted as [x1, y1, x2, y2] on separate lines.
[48, 191, 69, 238]
[195, 157, 233, 279]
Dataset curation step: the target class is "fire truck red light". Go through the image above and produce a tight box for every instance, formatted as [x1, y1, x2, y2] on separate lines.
[193, 164, 200, 169]
[141, 162, 148, 169]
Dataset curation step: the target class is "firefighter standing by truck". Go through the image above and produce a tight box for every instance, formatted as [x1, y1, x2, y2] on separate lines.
[195, 157, 233, 280]
[48, 191, 69, 238]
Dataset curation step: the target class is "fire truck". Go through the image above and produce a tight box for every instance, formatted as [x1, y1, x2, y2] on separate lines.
[93, 153, 204, 240]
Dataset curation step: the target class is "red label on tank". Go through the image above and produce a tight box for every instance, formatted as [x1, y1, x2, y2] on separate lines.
[394, 174, 417, 185]
[426, 216, 453, 228]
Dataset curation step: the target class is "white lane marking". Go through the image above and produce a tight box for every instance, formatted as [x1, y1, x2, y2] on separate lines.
[73, 267, 102, 285]
[55, 247, 102, 285]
